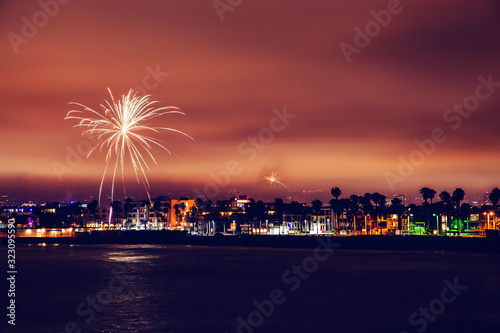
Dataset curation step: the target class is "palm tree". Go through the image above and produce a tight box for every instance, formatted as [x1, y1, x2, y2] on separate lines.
[452, 188, 465, 235]
[349, 195, 360, 233]
[173, 203, 180, 225]
[110, 200, 123, 227]
[328, 198, 341, 233]
[360, 193, 374, 234]
[420, 187, 436, 232]
[290, 201, 305, 232]
[196, 198, 204, 211]
[274, 198, 284, 225]
[209, 207, 222, 234]
[138, 199, 150, 227]
[123, 198, 134, 224]
[330, 187, 342, 231]
[439, 191, 451, 205]
[69, 201, 83, 226]
[488, 188, 500, 229]
[194, 198, 204, 233]
[311, 199, 323, 232]
[331, 187, 342, 200]
[390, 197, 405, 231]
[328, 198, 336, 232]
[439, 191, 452, 233]
[153, 197, 162, 229]
[460, 203, 471, 231]
[162, 205, 170, 228]
[438, 191, 453, 234]
[370, 192, 386, 208]
[488, 187, 500, 209]
[329, 198, 349, 233]
[179, 202, 186, 223]
[88, 200, 99, 223]
[190, 204, 198, 232]
[420, 187, 436, 204]
[255, 200, 266, 234]
[370, 192, 386, 233]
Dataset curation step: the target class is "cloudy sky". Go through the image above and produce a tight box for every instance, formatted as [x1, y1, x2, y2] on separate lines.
[1, 0, 500, 203]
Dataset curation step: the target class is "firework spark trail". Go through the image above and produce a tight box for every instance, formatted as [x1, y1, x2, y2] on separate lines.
[65, 88, 193, 205]
[264, 171, 290, 191]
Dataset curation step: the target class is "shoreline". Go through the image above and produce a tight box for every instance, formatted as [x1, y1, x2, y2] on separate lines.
[7, 230, 500, 253]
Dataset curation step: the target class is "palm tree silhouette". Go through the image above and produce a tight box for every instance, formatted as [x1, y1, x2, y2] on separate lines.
[290, 201, 304, 232]
[488, 188, 500, 230]
[255, 200, 266, 234]
[110, 200, 122, 227]
[153, 197, 163, 229]
[420, 187, 436, 232]
[330, 187, 342, 231]
[419, 187, 436, 204]
[88, 200, 98, 223]
[390, 197, 404, 231]
[162, 205, 170, 228]
[123, 198, 134, 224]
[360, 193, 374, 234]
[329, 198, 346, 233]
[370, 192, 386, 233]
[274, 198, 284, 225]
[331, 187, 342, 200]
[489, 188, 500, 209]
[194, 198, 204, 233]
[173, 203, 180, 226]
[452, 188, 465, 235]
[349, 195, 360, 233]
[312, 199, 323, 233]
[438, 191, 452, 234]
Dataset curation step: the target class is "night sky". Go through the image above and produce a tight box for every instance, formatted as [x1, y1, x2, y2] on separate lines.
[1, 0, 500, 203]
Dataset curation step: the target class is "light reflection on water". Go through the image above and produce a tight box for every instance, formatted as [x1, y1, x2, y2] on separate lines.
[106, 254, 161, 263]
[11, 244, 500, 333]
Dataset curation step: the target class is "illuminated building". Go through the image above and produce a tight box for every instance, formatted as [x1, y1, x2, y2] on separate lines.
[169, 197, 195, 229]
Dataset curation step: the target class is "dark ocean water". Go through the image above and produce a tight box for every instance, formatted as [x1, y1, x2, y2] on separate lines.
[2, 243, 500, 333]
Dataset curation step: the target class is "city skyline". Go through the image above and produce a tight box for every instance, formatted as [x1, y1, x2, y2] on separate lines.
[2, 0, 500, 205]
[0, 185, 496, 208]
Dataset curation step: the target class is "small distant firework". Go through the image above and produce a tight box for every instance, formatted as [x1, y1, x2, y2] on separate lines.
[65, 88, 193, 205]
[264, 171, 290, 191]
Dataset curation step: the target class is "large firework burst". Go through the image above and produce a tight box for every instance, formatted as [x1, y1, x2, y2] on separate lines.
[65, 88, 193, 204]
